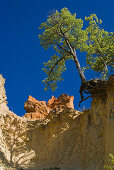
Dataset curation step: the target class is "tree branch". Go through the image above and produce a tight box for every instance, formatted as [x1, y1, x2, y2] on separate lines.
[59, 27, 74, 53]
[58, 26, 86, 81]
[49, 57, 65, 75]
[41, 41, 71, 55]
[56, 31, 64, 38]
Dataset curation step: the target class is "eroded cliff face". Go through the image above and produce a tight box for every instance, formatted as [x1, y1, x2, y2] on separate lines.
[0, 75, 114, 170]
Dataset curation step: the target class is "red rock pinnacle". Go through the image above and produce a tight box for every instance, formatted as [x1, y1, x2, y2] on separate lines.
[23, 94, 74, 120]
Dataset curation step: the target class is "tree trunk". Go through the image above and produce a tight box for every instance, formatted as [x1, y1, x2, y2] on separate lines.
[63, 36, 86, 82]
[73, 52, 86, 82]
[62, 33, 86, 82]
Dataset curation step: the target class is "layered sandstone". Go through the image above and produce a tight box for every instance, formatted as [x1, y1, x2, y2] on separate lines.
[0, 74, 114, 170]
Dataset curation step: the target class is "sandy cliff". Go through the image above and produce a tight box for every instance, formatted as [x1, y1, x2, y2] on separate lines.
[0, 75, 114, 170]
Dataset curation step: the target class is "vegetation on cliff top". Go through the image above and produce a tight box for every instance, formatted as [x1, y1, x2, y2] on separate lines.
[104, 154, 114, 170]
[39, 8, 114, 102]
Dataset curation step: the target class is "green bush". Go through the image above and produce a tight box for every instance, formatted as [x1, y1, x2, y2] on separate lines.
[104, 153, 114, 170]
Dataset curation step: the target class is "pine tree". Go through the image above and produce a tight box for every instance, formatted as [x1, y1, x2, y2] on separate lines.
[39, 8, 114, 103]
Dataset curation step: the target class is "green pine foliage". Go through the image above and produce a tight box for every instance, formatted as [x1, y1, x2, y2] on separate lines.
[39, 8, 114, 91]
[84, 14, 114, 79]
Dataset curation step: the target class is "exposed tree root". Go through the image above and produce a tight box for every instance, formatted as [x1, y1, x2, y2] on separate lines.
[79, 95, 92, 107]
[79, 79, 107, 106]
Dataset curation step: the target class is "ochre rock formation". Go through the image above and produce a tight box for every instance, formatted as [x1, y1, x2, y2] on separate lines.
[0, 74, 114, 170]
[24, 96, 49, 119]
[47, 94, 74, 110]
[24, 94, 74, 120]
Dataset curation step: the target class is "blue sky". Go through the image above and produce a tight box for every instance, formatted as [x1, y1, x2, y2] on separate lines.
[0, 0, 114, 116]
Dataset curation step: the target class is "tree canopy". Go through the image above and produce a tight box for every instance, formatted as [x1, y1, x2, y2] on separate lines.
[39, 8, 114, 91]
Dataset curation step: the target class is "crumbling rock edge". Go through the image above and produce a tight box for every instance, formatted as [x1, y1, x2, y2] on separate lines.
[0, 75, 114, 170]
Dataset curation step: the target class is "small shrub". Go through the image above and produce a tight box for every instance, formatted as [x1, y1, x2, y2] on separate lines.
[104, 153, 114, 170]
